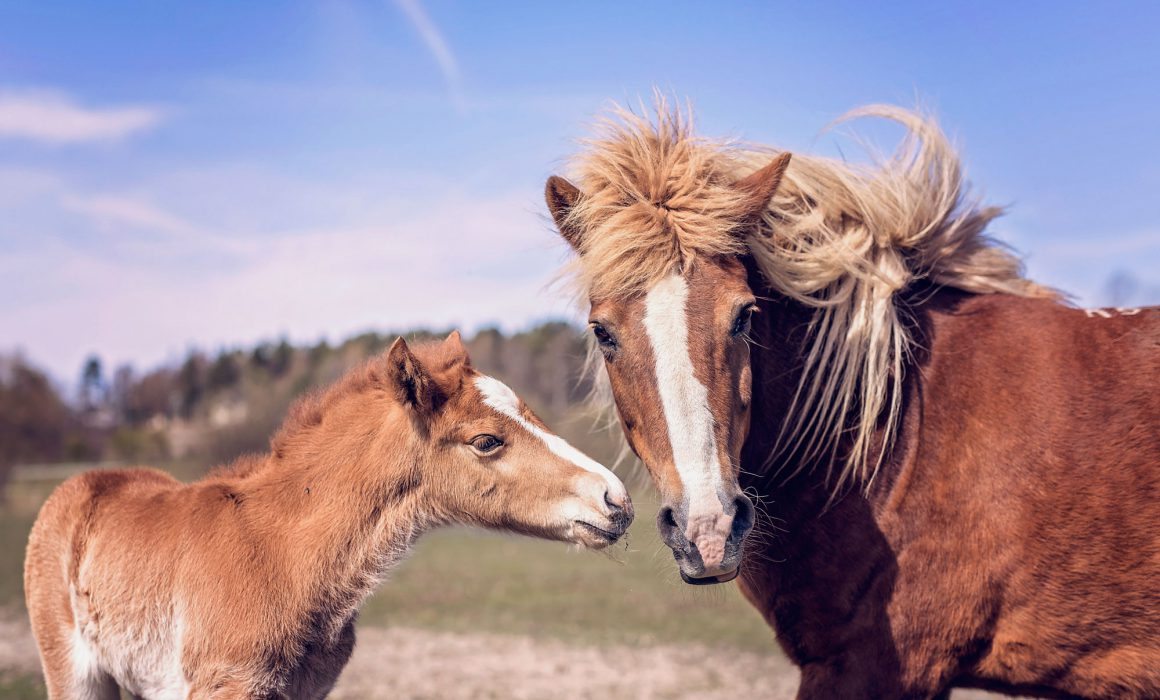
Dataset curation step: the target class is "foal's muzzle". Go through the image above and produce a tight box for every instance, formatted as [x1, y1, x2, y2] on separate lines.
[657, 493, 755, 585]
[573, 488, 634, 548]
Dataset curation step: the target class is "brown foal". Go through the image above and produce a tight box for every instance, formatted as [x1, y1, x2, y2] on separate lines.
[25, 332, 632, 699]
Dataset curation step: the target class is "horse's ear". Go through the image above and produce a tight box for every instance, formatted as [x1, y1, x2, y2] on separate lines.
[386, 337, 434, 415]
[733, 152, 792, 220]
[545, 175, 584, 251]
[443, 330, 471, 368]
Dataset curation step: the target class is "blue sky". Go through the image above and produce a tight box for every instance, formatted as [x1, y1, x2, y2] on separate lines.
[1, 1, 1157, 381]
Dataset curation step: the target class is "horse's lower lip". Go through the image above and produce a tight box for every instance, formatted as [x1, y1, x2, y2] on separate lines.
[679, 568, 740, 585]
[574, 521, 622, 543]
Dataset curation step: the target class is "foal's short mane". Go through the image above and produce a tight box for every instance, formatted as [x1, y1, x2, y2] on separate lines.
[261, 341, 468, 464]
[562, 99, 1058, 493]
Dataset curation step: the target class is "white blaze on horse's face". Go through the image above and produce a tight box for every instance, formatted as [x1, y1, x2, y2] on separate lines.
[588, 258, 757, 584]
[643, 276, 729, 532]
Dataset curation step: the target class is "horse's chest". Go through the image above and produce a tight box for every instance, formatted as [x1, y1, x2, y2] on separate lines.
[744, 508, 903, 664]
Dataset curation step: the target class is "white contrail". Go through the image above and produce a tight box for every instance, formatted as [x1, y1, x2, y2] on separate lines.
[391, 0, 465, 111]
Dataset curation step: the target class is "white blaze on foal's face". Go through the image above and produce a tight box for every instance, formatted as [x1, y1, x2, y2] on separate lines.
[466, 375, 632, 549]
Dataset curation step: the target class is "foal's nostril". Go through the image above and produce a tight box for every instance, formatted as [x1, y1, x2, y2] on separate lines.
[605, 489, 634, 523]
[604, 490, 624, 511]
[729, 495, 756, 542]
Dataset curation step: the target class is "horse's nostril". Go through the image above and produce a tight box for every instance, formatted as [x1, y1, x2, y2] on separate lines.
[730, 495, 756, 541]
[656, 505, 681, 544]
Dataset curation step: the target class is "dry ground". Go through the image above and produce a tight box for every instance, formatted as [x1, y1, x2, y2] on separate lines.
[2, 611, 1006, 700]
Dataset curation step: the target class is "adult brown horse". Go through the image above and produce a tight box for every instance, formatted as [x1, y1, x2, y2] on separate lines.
[545, 102, 1159, 699]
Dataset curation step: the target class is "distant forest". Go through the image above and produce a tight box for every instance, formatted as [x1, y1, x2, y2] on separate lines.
[0, 323, 610, 495]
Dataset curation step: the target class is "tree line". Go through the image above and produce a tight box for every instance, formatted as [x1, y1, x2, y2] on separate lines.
[0, 323, 599, 496]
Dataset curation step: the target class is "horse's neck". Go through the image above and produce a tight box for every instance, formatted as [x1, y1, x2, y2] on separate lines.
[741, 290, 893, 520]
[740, 293, 810, 503]
[231, 404, 426, 626]
[741, 280, 953, 521]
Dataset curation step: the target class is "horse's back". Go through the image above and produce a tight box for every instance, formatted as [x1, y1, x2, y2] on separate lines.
[917, 294, 1160, 697]
[926, 294, 1159, 473]
[998, 295, 1150, 464]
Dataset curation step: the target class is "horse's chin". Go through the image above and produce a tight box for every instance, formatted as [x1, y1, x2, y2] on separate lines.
[679, 568, 740, 585]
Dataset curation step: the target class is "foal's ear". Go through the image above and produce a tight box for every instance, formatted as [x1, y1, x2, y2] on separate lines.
[545, 175, 584, 251]
[443, 330, 472, 367]
[733, 152, 792, 221]
[386, 337, 434, 414]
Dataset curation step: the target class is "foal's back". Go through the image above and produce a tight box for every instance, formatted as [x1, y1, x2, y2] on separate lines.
[26, 466, 335, 699]
[25, 468, 189, 699]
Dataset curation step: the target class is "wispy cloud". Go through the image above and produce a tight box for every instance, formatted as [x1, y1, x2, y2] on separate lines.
[0, 165, 575, 379]
[0, 89, 164, 144]
[391, 0, 465, 111]
[61, 195, 198, 237]
[58, 192, 258, 264]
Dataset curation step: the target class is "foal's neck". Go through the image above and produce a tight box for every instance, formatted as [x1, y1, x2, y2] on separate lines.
[226, 392, 427, 623]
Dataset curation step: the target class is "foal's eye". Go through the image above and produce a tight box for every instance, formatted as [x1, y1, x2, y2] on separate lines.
[470, 435, 504, 454]
[590, 322, 616, 350]
[731, 304, 757, 337]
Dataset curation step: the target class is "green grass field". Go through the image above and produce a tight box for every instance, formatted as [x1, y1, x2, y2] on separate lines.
[360, 500, 775, 651]
[0, 674, 44, 700]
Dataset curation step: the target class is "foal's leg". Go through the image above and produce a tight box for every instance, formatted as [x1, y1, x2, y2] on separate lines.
[289, 621, 357, 700]
[40, 639, 118, 700]
[28, 624, 74, 700]
[74, 674, 121, 700]
[40, 661, 119, 700]
[26, 475, 122, 700]
[68, 633, 120, 700]
[28, 613, 118, 700]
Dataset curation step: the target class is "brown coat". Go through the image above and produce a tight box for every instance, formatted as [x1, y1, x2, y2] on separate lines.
[739, 285, 1160, 698]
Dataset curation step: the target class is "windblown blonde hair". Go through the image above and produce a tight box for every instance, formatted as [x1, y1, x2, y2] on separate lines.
[561, 98, 1058, 494]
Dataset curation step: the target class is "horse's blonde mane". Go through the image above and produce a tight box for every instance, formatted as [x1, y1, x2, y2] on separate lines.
[563, 98, 1058, 494]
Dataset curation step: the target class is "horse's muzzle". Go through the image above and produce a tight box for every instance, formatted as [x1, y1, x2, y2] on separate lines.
[657, 494, 754, 585]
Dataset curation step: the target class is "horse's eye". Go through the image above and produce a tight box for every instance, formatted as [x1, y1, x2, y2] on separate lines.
[731, 305, 757, 337]
[470, 435, 504, 454]
[590, 322, 617, 349]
